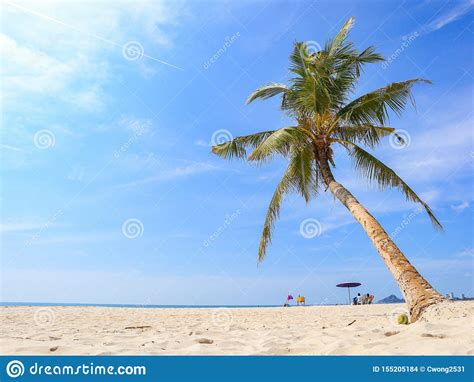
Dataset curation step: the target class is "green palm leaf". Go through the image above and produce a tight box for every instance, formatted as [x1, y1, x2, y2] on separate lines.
[258, 145, 317, 262]
[211, 130, 277, 160]
[248, 127, 308, 162]
[337, 79, 431, 125]
[338, 140, 442, 230]
[290, 42, 310, 76]
[246, 83, 288, 104]
[333, 124, 394, 148]
[326, 16, 355, 57]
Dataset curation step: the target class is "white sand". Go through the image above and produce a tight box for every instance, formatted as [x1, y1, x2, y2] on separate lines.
[0, 302, 472, 355]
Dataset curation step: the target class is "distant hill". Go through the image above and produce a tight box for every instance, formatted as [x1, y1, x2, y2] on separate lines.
[377, 294, 405, 304]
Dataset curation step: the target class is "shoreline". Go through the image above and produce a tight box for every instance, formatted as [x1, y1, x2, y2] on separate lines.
[0, 302, 352, 308]
[1, 302, 472, 355]
[0, 303, 323, 308]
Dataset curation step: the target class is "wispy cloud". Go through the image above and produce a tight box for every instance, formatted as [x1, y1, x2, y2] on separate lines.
[194, 139, 211, 147]
[116, 161, 222, 189]
[32, 232, 118, 245]
[383, 117, 473, 185]
[0, 221, 52, 233]
[0, 143, 23, 152]
[413, 254, 473, 271]
[3, 1, 183, 70]
[418, 0, 474, 35]
[451, 201, 470, 213]
[1, 0, 186, 115]
[1, 33, 76, 95]
[456, 248, 473, 258]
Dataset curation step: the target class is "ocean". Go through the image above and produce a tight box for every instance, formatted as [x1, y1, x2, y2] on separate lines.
[0, 302, 290, 308]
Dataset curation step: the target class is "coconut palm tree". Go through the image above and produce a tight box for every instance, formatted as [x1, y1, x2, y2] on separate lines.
[212, 18, 447, 321]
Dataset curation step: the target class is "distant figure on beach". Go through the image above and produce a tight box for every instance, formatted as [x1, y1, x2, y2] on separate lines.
[284, 294, 293, 307]
[355, 293, 375, 305]
[296, 295, 306, 306]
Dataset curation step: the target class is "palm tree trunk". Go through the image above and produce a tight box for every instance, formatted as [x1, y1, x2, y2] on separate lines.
[316, 145, 445, 321]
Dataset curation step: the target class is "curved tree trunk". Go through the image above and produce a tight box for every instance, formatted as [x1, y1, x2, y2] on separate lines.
[315, 145, 445, 321]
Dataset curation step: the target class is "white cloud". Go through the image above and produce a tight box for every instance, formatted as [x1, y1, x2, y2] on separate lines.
[69, 86, 106, 113]
[119, 116, 153, 134]
[1, 1, 186, 113]
[194, 139, 210, 147]
[412, 254, 473, 272]
[451, 201, 470, 213]
[0, 221, 51, 233]
[0, 31, 108, 115]
[378, 117, 473, 188]
[171, 162, 218, 177]
[116, 161, 221, 189]
[0, 33, 74, 94]
[0, 143, 23, 152]
[419, 0, 474, 35]
[3, 1, 184, 54]
[32, 232, 118, 245]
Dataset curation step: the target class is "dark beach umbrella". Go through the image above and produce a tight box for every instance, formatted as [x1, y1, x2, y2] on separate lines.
[336, 282, 361, 304]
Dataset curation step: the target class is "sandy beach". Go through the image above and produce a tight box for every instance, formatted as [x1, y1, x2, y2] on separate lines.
[0, 301, 472, 355]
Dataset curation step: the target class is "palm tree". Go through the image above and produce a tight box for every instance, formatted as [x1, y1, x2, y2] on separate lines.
[212, 17, 446, 321]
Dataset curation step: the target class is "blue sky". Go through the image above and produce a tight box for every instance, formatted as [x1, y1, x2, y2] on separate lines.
[1, 0, 473, 305]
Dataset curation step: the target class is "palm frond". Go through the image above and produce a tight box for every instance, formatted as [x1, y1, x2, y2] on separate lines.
[338, 140, 443, 230]
[211, 130, 276, 160]
[258, 145, 317, 262]
[248, 127, 308, 162]
[332, 124, 394, 148]
[355, 46, 385, 65]
[290, 42, 310, 76]
[258, 166, 293, 263]
[290, 143, 317, 202]
[246, 83, 288, 104]
[327, 17, 355, 57]
[334, 46, 384, 85]
[337, 79, 431, 125]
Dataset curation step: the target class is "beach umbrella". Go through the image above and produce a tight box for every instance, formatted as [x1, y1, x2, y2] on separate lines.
[336, 282, 361, 304]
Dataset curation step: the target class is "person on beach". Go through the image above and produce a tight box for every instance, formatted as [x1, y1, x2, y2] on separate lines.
[284, 294, 293, 307]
